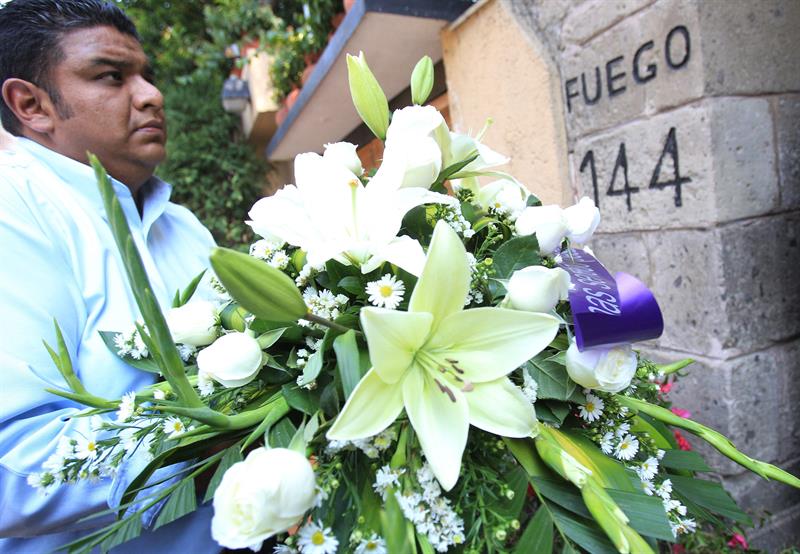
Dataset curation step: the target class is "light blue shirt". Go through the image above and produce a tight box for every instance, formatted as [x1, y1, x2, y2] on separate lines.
[0, 138, 220, 553]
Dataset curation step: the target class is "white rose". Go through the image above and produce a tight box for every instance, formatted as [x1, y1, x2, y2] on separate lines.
[374, 134, 442, 189]
[565, 341, 637, 393]
[514, 204, 568, 255]
[564, 196, 601, 244]
[506, 266, 570, 313]
[211, 447, 317, 551]
[196, 332, 263, 388]
[165, 300, 219, 347]
[477, 179, 529, 217]
[323, 141, 363, 175]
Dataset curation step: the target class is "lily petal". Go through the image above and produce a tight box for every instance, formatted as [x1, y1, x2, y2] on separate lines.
[402, 369, 469, 491]
[362, 235, 426, 276]
[466, 378, 538, 438]
[408, 221, 470, 330]
[360, 308, 432, 384]
[428, 308, 559, 383]
[327, 368, 404, 440]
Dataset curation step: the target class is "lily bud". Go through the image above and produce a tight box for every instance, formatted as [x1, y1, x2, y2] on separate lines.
[197, 332, 264, 388]
[347, 52, 389, 140]
[211, 247, 307, 323]
[581, 481, 632, 554]
[534, 434, 591, 488]
[410, 55, 434, 105]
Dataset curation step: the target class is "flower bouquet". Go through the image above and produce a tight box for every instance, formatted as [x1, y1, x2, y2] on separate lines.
[34, 54, 799, 554]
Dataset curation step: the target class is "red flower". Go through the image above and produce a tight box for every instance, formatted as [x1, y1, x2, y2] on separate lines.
[727, 534, 749, 549]
[671, 407, 692, 418]
[660, 381, 673, 394]
[674, 430, 692, 451]
[672, 544, 686, 554]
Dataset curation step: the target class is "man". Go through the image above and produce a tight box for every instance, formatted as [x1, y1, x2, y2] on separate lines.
[0, 1, 220, 551]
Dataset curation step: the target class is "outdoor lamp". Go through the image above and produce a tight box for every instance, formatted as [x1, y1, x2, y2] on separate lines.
[221, 76, 250, 114]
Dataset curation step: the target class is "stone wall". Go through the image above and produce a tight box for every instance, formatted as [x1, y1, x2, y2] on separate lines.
[450, 0, 799, 550]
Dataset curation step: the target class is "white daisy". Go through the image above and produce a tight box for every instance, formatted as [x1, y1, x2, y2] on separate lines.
[297, 521, 338, 554]
[113, 332, 131, 356]
[615, 422, 631, 437]
[373, 465, 402, 499]
[163, 417, 186, 438]
[273, 545, 298, 554]
[671, 517, 696, 535]
[599, 432, 614, 455]
[521, 371, 538, 404]
[355, 534, 387, 554]
[579, 394, 604, 422]
[614, 434, 639, 460]
[153, 389, 166, 401]
[75, 434, 99, 460]
[269, 251, 290, 269]
[656, 449, 666, 460]
[663, 498, 682, 512]
[637, 456, 659, 480]
[656, 478, 673, 500]
[641, 479, 655, 496]
[116, 391, 136, 422]
[366, 274, 406, 310]
[197, 372, 215, 397]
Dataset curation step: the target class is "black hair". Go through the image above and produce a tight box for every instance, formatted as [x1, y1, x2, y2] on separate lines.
[0, 0, 140, 135]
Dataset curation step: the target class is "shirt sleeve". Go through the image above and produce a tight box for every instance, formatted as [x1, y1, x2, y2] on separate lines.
[0, 181, 161, 538]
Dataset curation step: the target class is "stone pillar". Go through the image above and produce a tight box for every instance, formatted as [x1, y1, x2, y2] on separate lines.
[447, 0, 799, 549]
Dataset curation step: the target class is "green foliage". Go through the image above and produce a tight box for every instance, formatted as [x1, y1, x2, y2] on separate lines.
[120, 0, 271, 248]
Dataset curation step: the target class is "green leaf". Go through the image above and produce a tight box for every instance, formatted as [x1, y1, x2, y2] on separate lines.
[241, 396, 290, 451]
[526, 356, 577, 401]
[381, 489, 413, 554]
[542, 400, 571, 425]
[91, 155, 201, 407]
[296, 350, 324, 387]
[153, 478, 197, 530]
[202, 445, 244, 503]
[268, 416, 297, 448]
[99, 331, 161, 373]
[548, 503, 618, 554]
[281, 383, 319, 415]
[531, 476, 590, 518]
[178, 269, 207, 306]
[492, 466, 528, 519]
[491, 235, 541, 279]
[333, 330, 364, 399]
[548, 428, 638, 492]
[515, 506, 553, 554]
[607, 489, 674, 541]
[98, 515, 142, 552]
[670, 475, 752, 525]
[661, 450, 712, 472]
[338, 276, 364, 296]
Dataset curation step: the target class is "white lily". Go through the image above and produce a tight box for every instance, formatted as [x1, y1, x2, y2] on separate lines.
[247, 152, 453, 276]
[327, 221, 560, 490]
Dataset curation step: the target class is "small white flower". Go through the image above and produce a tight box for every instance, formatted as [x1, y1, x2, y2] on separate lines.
[637, 457, 659, 481]
[520, 371, 539, 404]
[273, 545, 298, 554]
[198, 372, 215, 397]
[297, 521, 338, 554]
[615, 422, 631, 437]
[113, 332, 131, 355]
[366, 274, 406, 310]
[153, 389, 166, 401]
[163, 417, 186, 438]
[663, 498, 682, 512]
[269, 251, 290, 269]
[656, 449, 666, 460]
[75, 434, 99, 460]
[641, 479, 655, 496]
[373, 465, 402, 500]
[614, 434, 639, 461]
[355, 534, 387, 554]
[599, 432, 614, 455]
[671, 517, 696, 535]
[656, 478, 673, 499]
[116, 391, 136, 423]
[177, 343, 197, 362]
[578, 394, 604, 422]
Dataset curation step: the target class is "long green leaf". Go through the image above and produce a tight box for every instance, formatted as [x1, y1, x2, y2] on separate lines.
[515, 506, 553, 554]
[670, 475, 752, 525]
[661, 450, 712, 472]
[381, 490, 413, 554]
[90, 155, 201, 408]
[333, 330, 364, 399]
[241, 396, 290, 451]
[548, 503, 618, 554]
[607, 489, 674, 541]
[203, 445, 244, 503]
[99, 515, 142, 553]
[178, 269, 207, 306]
[153, 478, 197, 530]
[531, 476, 590, 518]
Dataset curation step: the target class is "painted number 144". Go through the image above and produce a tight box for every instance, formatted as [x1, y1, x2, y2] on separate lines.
[579, 127, 691, 211]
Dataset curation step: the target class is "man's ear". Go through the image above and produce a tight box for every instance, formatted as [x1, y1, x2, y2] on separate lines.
[1, 78, 57, 135]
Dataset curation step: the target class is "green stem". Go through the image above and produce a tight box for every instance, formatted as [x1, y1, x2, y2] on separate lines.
[657, 358, 694, 375]
[304, 312, 359, 334]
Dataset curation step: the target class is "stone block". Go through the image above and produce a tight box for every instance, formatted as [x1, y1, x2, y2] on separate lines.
[719, 213, 800, 354]
[749, 502, 800, 553]
[774, 94, 800, 209]
[588, 232, 653, 286]
[562, 0, 654, 46]
[561, 0, 703, 137]
[571, 97, 778, 231]
[697, 0, 800, 95]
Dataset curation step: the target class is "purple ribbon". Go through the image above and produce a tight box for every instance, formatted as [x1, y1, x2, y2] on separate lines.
[557, 249, 663, 351]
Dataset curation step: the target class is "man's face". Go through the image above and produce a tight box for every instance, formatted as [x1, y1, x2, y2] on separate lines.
[45, 25, 166, 188]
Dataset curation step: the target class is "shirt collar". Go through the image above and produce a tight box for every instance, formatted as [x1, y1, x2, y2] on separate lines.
[16, 138, 173, 237]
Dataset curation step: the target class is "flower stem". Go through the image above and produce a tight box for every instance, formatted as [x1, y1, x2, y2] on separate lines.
[304, 312, 359, 334]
